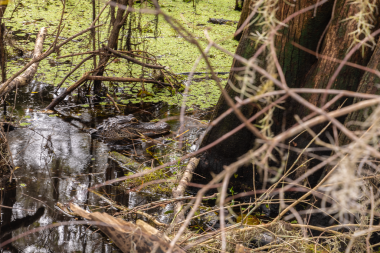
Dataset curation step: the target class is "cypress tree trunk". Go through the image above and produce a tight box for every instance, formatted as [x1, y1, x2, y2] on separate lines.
[339, 38, 380, 146]
[195, 0, 334, 188]
[275, 0, 380, 184]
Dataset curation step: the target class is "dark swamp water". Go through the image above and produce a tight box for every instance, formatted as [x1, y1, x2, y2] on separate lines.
[0, 81, 210, 252]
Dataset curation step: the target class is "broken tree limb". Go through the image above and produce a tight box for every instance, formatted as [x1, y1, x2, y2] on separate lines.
[88, 188, 168, 227]
[45, 72, 90, 110]
[86, 75, 172, 86]
[0, 27, 47, 97]
[105, 46, 166, 69]
[0, 24, 103, 99]
[171, 158, 200, 225]
[106, 93, 121, 112]
[136, 219, 171, 242]
[69, 203, 185, 253]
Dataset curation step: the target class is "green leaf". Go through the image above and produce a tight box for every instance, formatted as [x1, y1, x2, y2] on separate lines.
[291, 220, 298, 224]
[20, 122, 31, 126]
[24, 115, 31, 119]
[81, 104, 90, 108]
[164, 210, 174, 214]
[49, 114, 58, 117]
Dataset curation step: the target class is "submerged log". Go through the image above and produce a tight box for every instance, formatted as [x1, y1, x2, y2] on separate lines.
[0, 27, 47, 98]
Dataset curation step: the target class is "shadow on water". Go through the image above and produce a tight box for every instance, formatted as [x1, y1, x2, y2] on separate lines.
[0, 82, 209, 252]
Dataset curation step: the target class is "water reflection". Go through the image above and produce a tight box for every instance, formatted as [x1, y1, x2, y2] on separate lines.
[0, 82, 208, 252]
[1, 83, 119, 252]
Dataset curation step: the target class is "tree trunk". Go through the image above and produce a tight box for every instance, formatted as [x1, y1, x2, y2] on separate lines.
[274, 0, 380, 184]
[234, 0, 251, 41]
[195, 0, 334, 188]
[339, 37, 380, 146]
[0, 5, 7, 82]
[93, 0, 131, 94]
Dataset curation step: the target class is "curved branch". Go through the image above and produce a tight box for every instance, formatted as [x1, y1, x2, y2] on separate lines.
[106, 46, 166, 69]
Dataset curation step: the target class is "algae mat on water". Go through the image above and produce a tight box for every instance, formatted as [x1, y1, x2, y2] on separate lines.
[4, 0, 240, 110]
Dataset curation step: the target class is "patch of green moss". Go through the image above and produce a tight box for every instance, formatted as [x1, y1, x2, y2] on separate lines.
[120, 167, 176, 195]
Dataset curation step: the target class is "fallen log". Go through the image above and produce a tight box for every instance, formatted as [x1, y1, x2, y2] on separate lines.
[69, 203, 185, 253]
[0, 27, 47, 97]
[171, 158, 199, 225]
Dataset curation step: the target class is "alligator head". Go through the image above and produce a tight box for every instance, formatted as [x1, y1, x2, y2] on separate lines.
[92, 114, 170, 141]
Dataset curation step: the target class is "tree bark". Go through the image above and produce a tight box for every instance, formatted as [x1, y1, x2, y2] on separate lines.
[339, 37, 380, 146]
[196, 0, 380, 191]
[275, 0, 380, 184]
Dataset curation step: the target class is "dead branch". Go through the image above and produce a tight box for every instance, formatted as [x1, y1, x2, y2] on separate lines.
[105, 46, 166, 69]
[87, 189, 168, 227]
[0, 0, 109, 98]
[69, 203, 184, 253]
[56, 50, 103, 59]
[0, 27, 47, 97]
[106, 93, 121, 112]
[45, 72, 90, 110]
[55, 55, 94, 91]
[86, 75, 172, 86]
[0, 24, 103, 99]
[171, 158, 199, 225]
